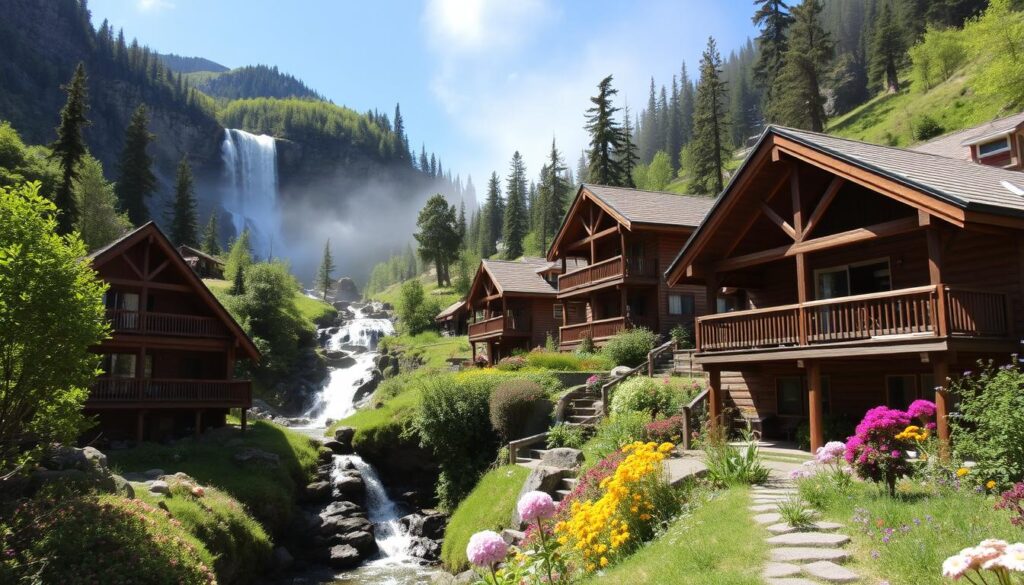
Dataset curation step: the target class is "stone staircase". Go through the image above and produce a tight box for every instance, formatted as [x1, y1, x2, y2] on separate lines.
[563, 391, 602, 425]
[649, 349, 677, 377]
[553, 476, 578, 502]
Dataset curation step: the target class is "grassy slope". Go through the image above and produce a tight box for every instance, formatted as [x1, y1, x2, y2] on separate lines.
[828, 65, 1007, 148]
[108, 420, 320, 535]
[585, 487, 765, 584]
[369, 272, 461, 311]
[440, 465, 530, 572]
[203, 278, 337, 328]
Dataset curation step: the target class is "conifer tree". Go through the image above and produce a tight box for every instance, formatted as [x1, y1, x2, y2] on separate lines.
[481, 171, 504, 257]
[202, 212, 221, 257]
[502, 151, 528, 259]
[576, 151, 589, 185]
[466, 209, 479, 253]
[690, 37, 731, 196]
[116, 104, 157, 224]
[167, 156, 198, 246]
[667, 77, 683, 171]
[679, 63, 695, 145]
[768, 0, 833, 131]
[869, 2, 905, 94]
[539, 138, 569, 252]
[640, 78, 659, 163]
[225, 229, 252, 289]
[230, 263, 246, 295]
[50, 62, 90, 234]
[584, 75, 626, 186]
[316, 239, 335, 300]
[752, 0, 794, 112]
[619, 106, 639, 188]
[419, 144, 429, 172]
[414, 194, 460, 287]
[457, 200, 467, 247]
[393, 103, 410, 162]
[73, 155, 131, 250]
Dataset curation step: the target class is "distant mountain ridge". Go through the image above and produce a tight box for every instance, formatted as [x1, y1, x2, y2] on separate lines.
[186, 65, 324, 101]
[157, 52, 229, 74]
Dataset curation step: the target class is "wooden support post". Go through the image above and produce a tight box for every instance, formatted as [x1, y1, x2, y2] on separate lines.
[933, 356, 951, 459]
[927, 227, 947, 337]
[708, 368, 723, 431]
[194, 410, 203, 439]
[807, 361, 824, 453]
[136, 410, 146, 443]
[240, 408, 248, 433]
[796, 253, 808, 346]
[471, 341, 477, 362]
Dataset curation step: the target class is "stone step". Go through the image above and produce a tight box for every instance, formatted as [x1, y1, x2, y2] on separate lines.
[750, 504, 785, 512]
[753, 495, 795, 503]
[767, 532, 850, 548]
[802, 560, 860, 583]
[571, 407, 598, 415]
[560, 477, 578, 489]
[568, 415, 596, 424]
[770, 547, 851, 564]
[767, 521, 844, 535]
[763, 562, 802, 579]
[753, 512, 784, 525]
[554, 489, 572, 501]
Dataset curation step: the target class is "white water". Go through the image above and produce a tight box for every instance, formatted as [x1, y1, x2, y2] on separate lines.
[335, 455, 415, 563]
[221, 128, 282, 259]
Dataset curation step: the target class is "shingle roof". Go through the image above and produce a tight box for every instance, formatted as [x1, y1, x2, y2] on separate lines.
[583, 184, 715, 227]
[911, 111, 1024, 160]
[483, 258, 558, 295]
[775, 126, 1024, 217]
[435, 299, 466, 320]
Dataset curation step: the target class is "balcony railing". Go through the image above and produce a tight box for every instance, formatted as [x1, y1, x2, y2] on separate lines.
[560, 316, 628, 344]
[88, 378, 252, 406]
[558, 256, 658, 293]
[107, 310, 228, 338]
[468, 312, 531, 339]
[696, 285, 1011, 353]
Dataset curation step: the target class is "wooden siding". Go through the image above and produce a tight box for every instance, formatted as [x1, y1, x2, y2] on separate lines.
[530, 298, 559, 348]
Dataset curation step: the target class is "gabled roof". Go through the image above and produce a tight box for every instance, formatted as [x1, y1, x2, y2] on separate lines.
[435, 299, 466, 321]
[581, 184, 715, 228]
[665, 125, 1024, 283]
[913, 111, 1024, 159]
[178, 244, 225, 266]
[468, 257, 558, 301]
[89, 222, 261, 361]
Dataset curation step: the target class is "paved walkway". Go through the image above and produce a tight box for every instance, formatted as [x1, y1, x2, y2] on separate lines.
[663, 450, 708, 485]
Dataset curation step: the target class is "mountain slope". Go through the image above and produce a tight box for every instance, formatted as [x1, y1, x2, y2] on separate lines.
[158, 53, 229, 74]
[188, 65, 323, 101]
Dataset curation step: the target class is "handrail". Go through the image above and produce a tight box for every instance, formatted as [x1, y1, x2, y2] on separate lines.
[681, 388, 710, 450]
[562, 255, 621, 276]
[88, 378, 252, 405]
[647, 340, 676, 377]
[800, 284, 937, 308]
[697, 302, 803, 322]
[508, 432, 549, 465]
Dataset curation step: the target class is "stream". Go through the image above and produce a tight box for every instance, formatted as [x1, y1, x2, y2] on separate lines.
[297, 305, 438, 585]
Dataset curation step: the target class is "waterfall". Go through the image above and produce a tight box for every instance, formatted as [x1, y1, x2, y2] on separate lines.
[221, 128, 282, 258]
[334, 455, 415, 563]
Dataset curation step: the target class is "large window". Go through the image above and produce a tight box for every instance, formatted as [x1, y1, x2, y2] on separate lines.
[978, 138, 1010, 157]
[814, 258, 891, 299]
[776, 377, 804, 416]
[668, 294, 695, 316]
[886, 375, 919, 410]
[103, 354, 137, 378]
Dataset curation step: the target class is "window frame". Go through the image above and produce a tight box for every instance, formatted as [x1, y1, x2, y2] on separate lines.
[978, 137, 1011, 157]
[775, 376, 805, 417]
[813, 257, 892, 300]
[668, 293, 695, 316]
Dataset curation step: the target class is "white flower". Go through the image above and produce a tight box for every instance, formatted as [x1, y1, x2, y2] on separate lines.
[942, 554, 970, 578]
[998, 543, 1024, 572]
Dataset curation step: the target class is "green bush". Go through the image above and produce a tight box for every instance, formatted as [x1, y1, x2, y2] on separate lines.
[452, 368, 563, 395]
[524, 350, 614, 372]
[397, 279, 441, 335]
[950, 361, 1024, 487]
[610, 376, 681, 417]
[913, 114, 945, 141]
[701, 426, 770, 486]
[416, 376, 499, 510]
[576, 334, 595, 354]
[546, 422, 589, 449]
[488, 379, 551, 443]
[495, 355, 527, 371]
[602, 327, 657, 367]
[585, 410, 653, 462]
[670, 324, 694, 349]
[0, 494, 217, 584]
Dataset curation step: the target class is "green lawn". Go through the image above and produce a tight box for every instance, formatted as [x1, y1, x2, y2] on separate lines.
[380, 330, 471, 370]
[808, 480, 1019, 585]
[108, 420, 320, 536]
[440, 464, 530, 572]
[368, 273, 461, 311]
[586, 487, 765, 584]
[203, 278, 337, 329]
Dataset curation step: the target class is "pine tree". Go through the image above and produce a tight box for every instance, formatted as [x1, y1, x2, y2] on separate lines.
[316, 239, 335, 300]
[50, 62, 90, 234]
[230, 263, 246, 295]
[768, 0, 833, 131]
[414, 194, 460, 287]
[116, 104, 157, 225]
[73, 155, 131, 250]
[667, 77, 683, 171]
[679, 62, 696, 146]
[576, 151, 589, 184]
[502, 151, 528, 259]
[752, 0, 794, 113]
[869, 2, 906, 94]
[539, 138, 569, 252]
[481, 171, 504, 257]
[167, 156, 198, 246]
[690, 37, 731, 196]
[466, 209, 479, 253]
[457, 200, 467, 247]
[584, 75, 627, 186]
[202, 212, 221, 256]
[419, 144, 429, 172]
[640, 78, 659, 163]
[393, 103, 410, 162]
[619, 106, 639, 188]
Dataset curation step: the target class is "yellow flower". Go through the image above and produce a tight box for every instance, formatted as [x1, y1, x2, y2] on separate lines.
[987, 480, 997, 490]
[600, 556, 609, 567]
[957, 467, 970, 477]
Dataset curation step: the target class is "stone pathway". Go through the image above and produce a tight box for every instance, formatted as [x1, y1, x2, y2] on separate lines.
[749, 482, 861, 585]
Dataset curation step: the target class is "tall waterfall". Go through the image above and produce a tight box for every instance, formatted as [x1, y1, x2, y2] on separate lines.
[221, 129, 282, 258]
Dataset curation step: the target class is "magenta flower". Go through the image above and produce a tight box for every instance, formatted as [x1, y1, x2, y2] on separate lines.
[517, 491, 556, 523]
[466, 530, 508, 568]
[906, 399, 937, 421]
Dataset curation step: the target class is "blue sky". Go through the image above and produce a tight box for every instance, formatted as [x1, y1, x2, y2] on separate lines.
[89, 0, 757, 203]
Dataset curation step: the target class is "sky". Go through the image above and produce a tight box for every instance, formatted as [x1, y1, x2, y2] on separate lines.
[88, 0, 758, 204]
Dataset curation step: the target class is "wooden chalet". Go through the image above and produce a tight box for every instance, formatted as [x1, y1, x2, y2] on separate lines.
[87, 223, 260, 442]
[666, 125, 1024, 452]
[435, 299, 468, 336]
[178, 244, 225, 279]
[914, 111, 1024, 170]
[467, 258, 565, 364]
[547, 184, 714, 350]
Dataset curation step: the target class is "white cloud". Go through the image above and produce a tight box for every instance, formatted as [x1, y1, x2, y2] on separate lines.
[423, 0, 552, 55]
[137, 0, 174, 12]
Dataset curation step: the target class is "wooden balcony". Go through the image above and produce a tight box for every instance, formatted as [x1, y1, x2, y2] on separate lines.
[87, 378, 252, 407]
[107, 309, 229, 338]
[696, 285, 1011, 357]
[559, 316, 629, 346]
[557, 255, 658, 296]
[468, 313, 532, 341]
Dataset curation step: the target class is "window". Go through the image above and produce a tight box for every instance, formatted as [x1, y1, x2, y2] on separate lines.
[776, 377, 804, 416]
[553, 304, 564, 322]
[103, 353, 137, 378]
[815, 259, 891, 299]
[978, 138, 1010, 157]
[886, 375, 919, 410]
[668, 294, 695, 316]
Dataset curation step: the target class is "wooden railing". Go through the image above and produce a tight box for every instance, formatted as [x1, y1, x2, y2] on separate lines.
[696, 284, 1011, 353]
[681, 388, 710, 450]
[647, 340, 677, 376]
[88, 378, 252, 405]
[560, 316, 628, 344]
[107, 310, 228, 338]
[468, 312, 531, 339]
[558, 255, 658, 293]
[625, 256, 658, 278]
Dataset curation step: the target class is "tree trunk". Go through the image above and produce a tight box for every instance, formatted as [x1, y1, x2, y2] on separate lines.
[885, 60, 900, 94]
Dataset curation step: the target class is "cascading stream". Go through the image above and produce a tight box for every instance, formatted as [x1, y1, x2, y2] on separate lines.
[221, 128, 283, 259]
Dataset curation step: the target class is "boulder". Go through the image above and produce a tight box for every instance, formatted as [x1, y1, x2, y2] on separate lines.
[112, 474, 135, 498]
[317, 447, 334, 464]
[400, 510, 448, 540]
[409, 536, 442, 561]
[322, 500, 365, 518]
[338, 344, 367, 354]
[332, 301, 351, 311]
[327, 544, 362, 569]
[353, 370, 382, 404]
[324, 351, 356, 369]
[333, 426, 356, 445]
[320, 514, 373, 536]
[335, 277, 361, 302]
[33, 446, 118, 493]
[149, 480, 170, 495]
[540, 448, 584, 470]
[334, 530, 378, 555]
[305, 481, 332, 502]
[512, 466, 570, 527]
[610, 366, 634, 377]
[333, 472, 365, 503]
[323, 440, 351, 455]
[233, 448, 280, 468]
[501, 529, 526, 545]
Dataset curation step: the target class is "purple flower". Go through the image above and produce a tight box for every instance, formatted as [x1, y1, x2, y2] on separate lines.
[871, 550, 881, 559]
[906, 399, 937, 421]
[517, 491, 555, 523]
[963, 370, 973, 377]
[466, 530, 508, 567]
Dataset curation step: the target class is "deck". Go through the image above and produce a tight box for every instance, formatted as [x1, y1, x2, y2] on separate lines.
[557, 255, 658, 298]
[86, 378, 252, 408]
[467, 313, 532, 341]
[107, 309, 230, 338]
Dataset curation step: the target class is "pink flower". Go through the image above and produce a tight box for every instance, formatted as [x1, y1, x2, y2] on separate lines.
[942, 554, 971, 579]
[517, 491, 555, 523]
[907, 399, 937, 421]
[815, 441, 846, 465]
[466, 530, 508, 567]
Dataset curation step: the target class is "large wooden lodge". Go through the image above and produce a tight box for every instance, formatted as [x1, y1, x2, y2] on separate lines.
[86, 223, 259, 443]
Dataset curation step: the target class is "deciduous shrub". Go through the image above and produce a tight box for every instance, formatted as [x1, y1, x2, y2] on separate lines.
[610, 376, 680, 417]
[546, 422, 589, 449]
[701, 425, 770, 486]
[576, 334, 595, 355]
[586, 411, 652, 461]
[913, 114, 944, 141]
[670, 324, 693, 349]
[495, 355, 527, 371]
[845, 406, 916, 496]
[488, 380, 551, 443]
[602, 328, 657, 367]
[951, 362, 1024, 488]
[644, 414, 686, 444]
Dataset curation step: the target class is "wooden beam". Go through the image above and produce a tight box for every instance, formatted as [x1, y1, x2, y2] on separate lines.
[760, 203, 797, 240]
[721, 167, 793, 259]
[715, 216, 922, 272]
[790, 168, 804, 235]
[807, 360, 823, 452]
[707, 368, 723, 430]
[105, 278, 192, 293]
[148, 259, 170, 280]
[796, 253, 808, 345]
[918, 209, 932, 227]
[123, 255, 145, 280]
[927, 227, 947, 337]
[802, 177, 845, 240]
[566, 225, 619, 250]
